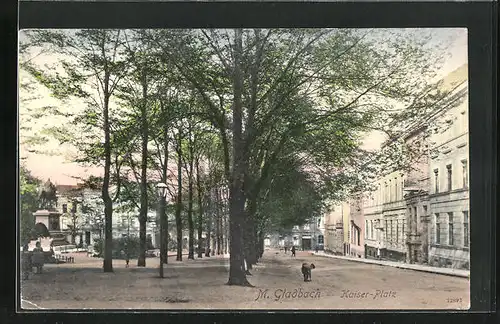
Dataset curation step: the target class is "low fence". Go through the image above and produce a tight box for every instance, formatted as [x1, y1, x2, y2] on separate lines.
[53, 245, 88, 254]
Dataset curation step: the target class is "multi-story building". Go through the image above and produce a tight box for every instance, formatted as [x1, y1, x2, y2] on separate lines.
[427, 64, 469, 269]
[402, 124, 431, 265]
[290, 215, 323, 251]
[266, 214, 324, 251]
[363, 182, 383, 258]
[363, 63, 469, 269]
[55, 184, 158, 249]
[348, 194, 364, 258]
[363, 170, 407, 261]
[324, 202, 350, 255]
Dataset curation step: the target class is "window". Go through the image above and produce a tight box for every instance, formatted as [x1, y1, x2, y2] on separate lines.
[463, 211, 469, 247]
[365, 220, 368, 239]
[408, 208, 413, 232]
[357, 229, 360, 246]
[401, 222, 405, 242]
[395, 180, 398, 201]
[385, 220, 388, 239]
[413, 206, 418, 233]
[71, 203, 77, 213]
[447, 164, 452, 191]
[389, 180, 392, 202]
[434, 169, 439, 193]
[435, 213, 441, 244]
[396, 219, 399, 243]
[462, 160, 468, 188]
[317, 218, 321, 228]
[62, 204, 68, 213]
[318, 235, 324, 244]
[448, 212, 454, 245]
[423, 205, 428, 216]
[390, 220, 393, 242]
[401, 180, 404, 197]
[371, 220, 374, 239]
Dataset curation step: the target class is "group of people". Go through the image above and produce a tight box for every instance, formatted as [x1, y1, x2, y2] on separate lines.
[21, 241, 45, 279]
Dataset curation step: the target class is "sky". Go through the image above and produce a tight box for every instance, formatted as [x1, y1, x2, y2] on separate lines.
[18, 28, 468, 185]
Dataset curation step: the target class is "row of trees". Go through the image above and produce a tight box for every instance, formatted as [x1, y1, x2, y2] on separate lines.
[19, 28, 461, 286]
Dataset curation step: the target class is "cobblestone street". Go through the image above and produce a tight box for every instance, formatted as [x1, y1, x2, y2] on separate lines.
[20, 249, 469, 310]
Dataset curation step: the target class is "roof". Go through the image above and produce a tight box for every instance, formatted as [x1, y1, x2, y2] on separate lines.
[55, 184, 83, 196]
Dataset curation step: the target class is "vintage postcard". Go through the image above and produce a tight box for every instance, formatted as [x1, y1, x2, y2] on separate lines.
[18, 28, 470, 310]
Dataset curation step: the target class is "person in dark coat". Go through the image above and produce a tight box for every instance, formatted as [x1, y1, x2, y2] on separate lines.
[291, 246, 296, 257]
[32, 242, 44, 274]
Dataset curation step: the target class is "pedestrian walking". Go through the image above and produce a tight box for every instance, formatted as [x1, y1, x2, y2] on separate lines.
[284, 246, 288, 254]
[121, 249, 130, 268]
[32, 242, 44, 274]
[291, 246, 296, 257]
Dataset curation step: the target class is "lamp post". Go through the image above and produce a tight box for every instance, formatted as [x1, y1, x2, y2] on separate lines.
[157, 182, 168, 278]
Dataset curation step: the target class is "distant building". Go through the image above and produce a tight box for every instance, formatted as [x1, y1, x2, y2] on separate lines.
[324, 202, 350, 255]
[55, 184, 158, 248]
[348, 194, 364, 258]
[290, 216, 323, 251]
[266, 215, 324, 251]
[363, 170, 407, 261]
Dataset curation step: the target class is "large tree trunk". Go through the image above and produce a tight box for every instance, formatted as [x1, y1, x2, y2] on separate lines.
[215, 188, 222, 255]
[243, 201, 253, 273]
[227, 28, 251, 286]
[196, 158, 204, 259]
[246, 197, 258, 266]
[158, 194, 166, 277]
[175, 129, 183, 262]
[187, 157, 195, 260]
[257, 230, 264, 259]
[205, 192, 211, 257]
[161, 120, 169, 264]
[138, 67, 149, 267]
[102, 70, 113, 273]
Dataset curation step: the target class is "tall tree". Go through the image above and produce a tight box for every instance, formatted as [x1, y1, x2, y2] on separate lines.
[19, 165, 41, 244]
[21, 30, 131, 272]
[173, 122, 184, 261]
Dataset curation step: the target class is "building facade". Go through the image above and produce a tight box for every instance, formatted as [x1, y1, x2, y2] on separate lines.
[363, 170, 407, 261]
[55, 185, 158, 249]
[427, 64, 469, 269]
[363, 63, 469, 269]
[324, 202, 350, 255]
[348, 195, 365, 258]
[402, 125, 431, 265]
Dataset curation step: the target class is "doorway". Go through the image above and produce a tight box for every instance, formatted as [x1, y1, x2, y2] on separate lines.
[302, 238, 312, 250]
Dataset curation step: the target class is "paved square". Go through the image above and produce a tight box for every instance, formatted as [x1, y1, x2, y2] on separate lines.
[20, 250, 469, 310]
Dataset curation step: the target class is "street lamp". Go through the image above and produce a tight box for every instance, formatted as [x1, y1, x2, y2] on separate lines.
[157, 182, 168, 278]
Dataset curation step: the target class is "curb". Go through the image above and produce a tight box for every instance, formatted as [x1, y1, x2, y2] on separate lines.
[312, 252, 470, 279]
